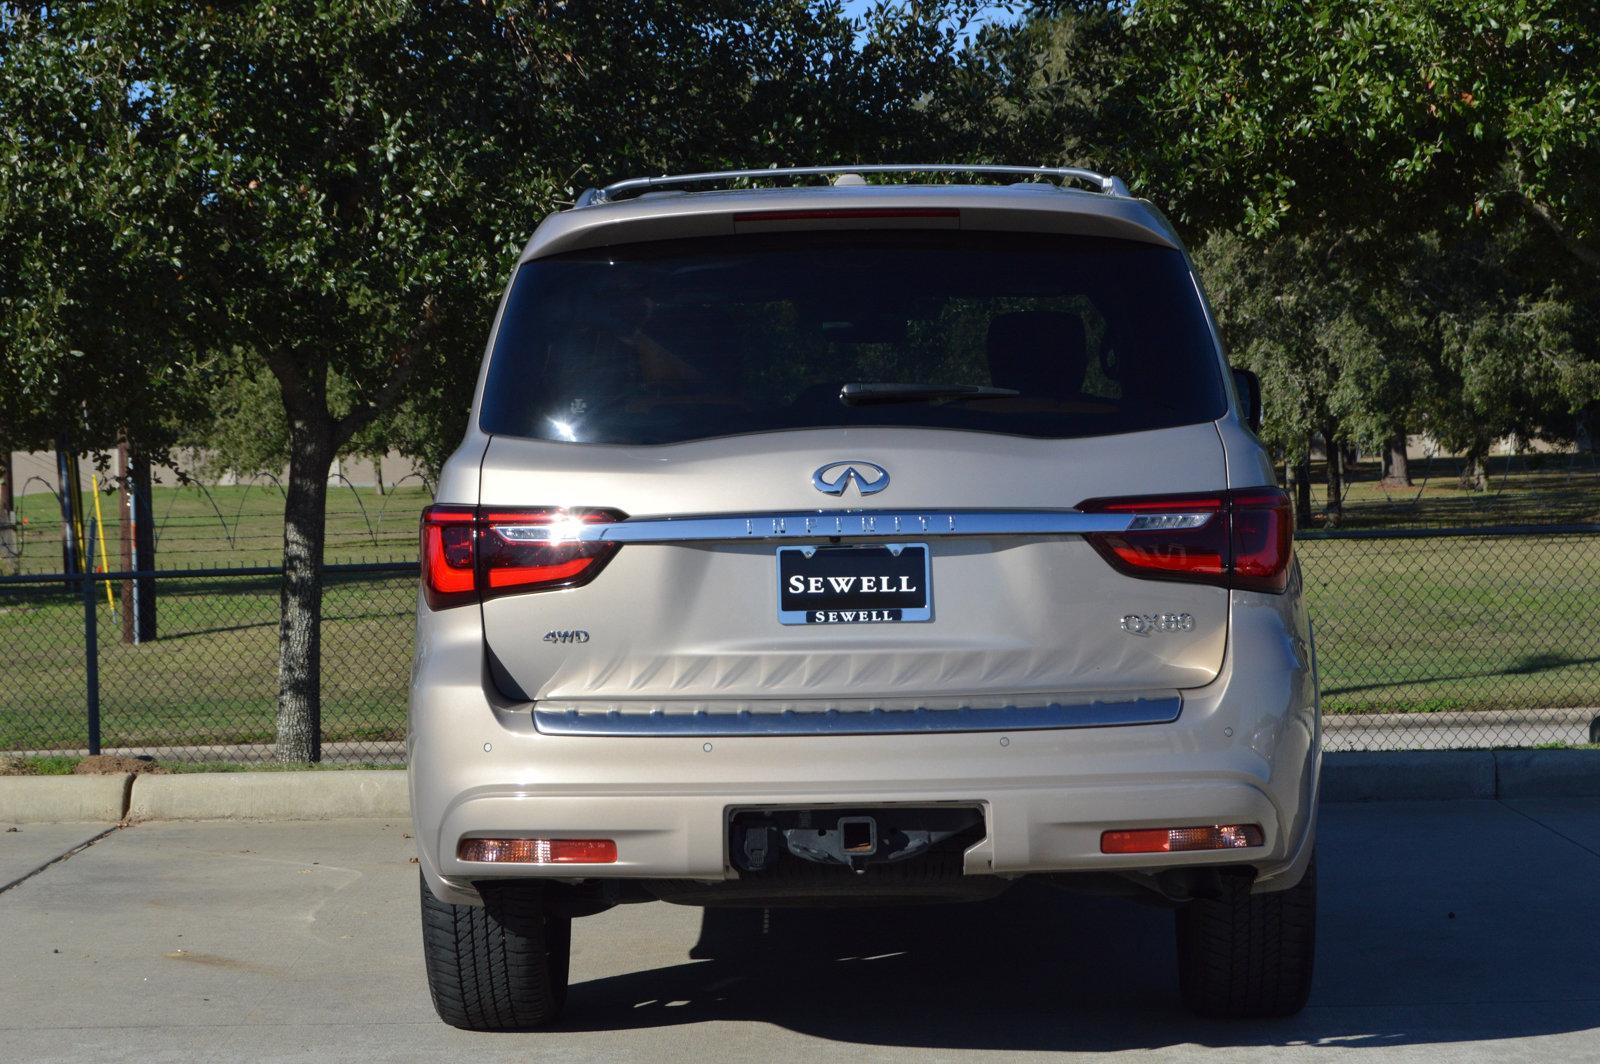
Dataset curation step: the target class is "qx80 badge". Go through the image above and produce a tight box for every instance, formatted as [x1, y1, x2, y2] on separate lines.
[1120, 612, 1195, 636]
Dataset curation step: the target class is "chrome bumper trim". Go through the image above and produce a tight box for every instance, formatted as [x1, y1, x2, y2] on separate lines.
[533, 696, 1182, 737]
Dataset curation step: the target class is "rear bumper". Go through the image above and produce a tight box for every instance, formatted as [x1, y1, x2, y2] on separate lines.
[409, 588, 1320, 905]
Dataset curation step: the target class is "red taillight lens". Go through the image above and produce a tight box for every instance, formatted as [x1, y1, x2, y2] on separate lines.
[419, 506, 477, 610]
[1080, 488, 1293, 593]
[1228, 490, 1295, 593]
[477, 509, 622, 598]
[419, 505, 624, 609]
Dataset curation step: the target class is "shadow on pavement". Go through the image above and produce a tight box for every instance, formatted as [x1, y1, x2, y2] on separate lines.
[559, 802, 1600, 1053]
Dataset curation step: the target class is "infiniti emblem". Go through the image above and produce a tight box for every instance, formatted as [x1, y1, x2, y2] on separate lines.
[813, 460, 890, 497]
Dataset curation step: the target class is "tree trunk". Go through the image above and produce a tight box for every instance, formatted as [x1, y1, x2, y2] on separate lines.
[0, 448, 13, 566]
[1323, 423, 1343, 523]
[1458, 448, 1488, 492]
[1382, 431, 1412, 487]
[118, 438, 157, 643]
[276, 418, 337, 764]
[1292, 448, 1313, 528]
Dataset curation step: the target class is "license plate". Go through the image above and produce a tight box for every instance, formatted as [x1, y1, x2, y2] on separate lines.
[777, 543, 931, 625]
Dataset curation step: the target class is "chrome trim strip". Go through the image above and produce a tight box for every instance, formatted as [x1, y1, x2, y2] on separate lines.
[581, 164, 1128, 205]
[488, 509, 1204, 545]
[533, 697, 1182, 737]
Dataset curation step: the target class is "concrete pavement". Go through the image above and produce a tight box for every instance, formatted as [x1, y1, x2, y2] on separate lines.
[1, 801, 1598, 1063]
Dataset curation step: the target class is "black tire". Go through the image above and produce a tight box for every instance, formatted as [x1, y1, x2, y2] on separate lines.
[420, 872, 572, 1031]
[1176, 856, 1316, 1018]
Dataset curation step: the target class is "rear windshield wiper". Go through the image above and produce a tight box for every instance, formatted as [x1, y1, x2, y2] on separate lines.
[839, 382, 1021, 406]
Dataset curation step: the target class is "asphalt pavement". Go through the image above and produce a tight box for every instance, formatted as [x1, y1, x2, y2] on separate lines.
[2, 800, 1598, 1063]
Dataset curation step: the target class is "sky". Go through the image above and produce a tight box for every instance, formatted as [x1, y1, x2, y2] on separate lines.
[839, 1, 1024, 42]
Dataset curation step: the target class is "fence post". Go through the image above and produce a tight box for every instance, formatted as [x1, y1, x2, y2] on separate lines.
[82, 520, 101, 756]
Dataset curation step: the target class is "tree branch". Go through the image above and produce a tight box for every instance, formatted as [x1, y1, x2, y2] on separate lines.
[260, 346, 316, 417]
[1507, 147, 1600, 271]
[332, 294, 438, 448]
[1521, 193, 1600, 271]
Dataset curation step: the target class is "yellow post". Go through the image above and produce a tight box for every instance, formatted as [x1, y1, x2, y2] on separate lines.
[91, 474, 115, 610]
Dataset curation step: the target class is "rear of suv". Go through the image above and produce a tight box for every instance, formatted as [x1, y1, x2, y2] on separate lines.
[410, 165, 1320, 1030]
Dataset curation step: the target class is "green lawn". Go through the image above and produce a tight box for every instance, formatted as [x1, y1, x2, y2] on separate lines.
[1300, 533, 1600, 714]
[1304, 452, 1600, 530]
[0, 569, 414, 752]
[5, 482, 428, 574]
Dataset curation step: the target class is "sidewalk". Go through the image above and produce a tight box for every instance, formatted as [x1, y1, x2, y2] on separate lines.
[2, 799, 1597, 1062]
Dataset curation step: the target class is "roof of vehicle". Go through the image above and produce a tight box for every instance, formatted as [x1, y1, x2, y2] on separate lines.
[520, 166, 1184, 263]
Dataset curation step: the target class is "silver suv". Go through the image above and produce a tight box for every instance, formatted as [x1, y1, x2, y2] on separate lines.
[410, 165, 1320, 1030]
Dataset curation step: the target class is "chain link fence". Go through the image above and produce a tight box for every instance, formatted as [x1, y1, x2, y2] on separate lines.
[0, 563, 413, 764]
[1, 528, 1597, 762]
[1300, 526, 1600, 751]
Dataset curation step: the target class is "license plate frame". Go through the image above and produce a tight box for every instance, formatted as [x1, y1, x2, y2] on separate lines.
[776, 542, 932, 625]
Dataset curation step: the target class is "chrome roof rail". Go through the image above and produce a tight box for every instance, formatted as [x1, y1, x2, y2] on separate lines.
[575, 164, 1131, 207]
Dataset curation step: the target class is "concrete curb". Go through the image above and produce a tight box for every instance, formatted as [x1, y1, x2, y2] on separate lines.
[0, 775, 134, 823]
[1323, 750, 1600, 802]
[1493, 750, 1600, 799]
[125, 771, 410, 822]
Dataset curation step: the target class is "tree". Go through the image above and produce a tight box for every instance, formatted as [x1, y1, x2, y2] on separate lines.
[1406, 223, 1598, 490]
[124, 0, 1005, 761]
[1129, 0, 1600, 267]
[114, 2, 559, 761]
[0, 2, 206, 558]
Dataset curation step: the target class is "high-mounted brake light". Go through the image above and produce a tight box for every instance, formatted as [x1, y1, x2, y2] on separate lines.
[419, 506, 625, 609]
[731, 207, 960, 223]
[1079, 487, 1294, 593]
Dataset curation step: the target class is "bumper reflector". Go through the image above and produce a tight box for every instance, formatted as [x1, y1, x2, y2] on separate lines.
[1100, 824, 1264, 855]
[457, 838, 618, 864]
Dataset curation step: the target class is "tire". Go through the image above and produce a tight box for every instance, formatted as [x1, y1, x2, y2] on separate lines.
[1175, 856, 1316, 1018]
[419, 871, 572, 1031]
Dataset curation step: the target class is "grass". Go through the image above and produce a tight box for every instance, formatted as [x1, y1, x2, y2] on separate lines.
[0, 569, 414, 752]
[4, 482, 428, 574]
[0, 755, 82, 775]
[1299, 532, 1600, 715]
[1303, 452, 1600, 531]
[1, 453, 1597, 755]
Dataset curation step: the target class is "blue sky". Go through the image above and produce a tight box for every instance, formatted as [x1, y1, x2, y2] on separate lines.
[839, 1, 1023, 40]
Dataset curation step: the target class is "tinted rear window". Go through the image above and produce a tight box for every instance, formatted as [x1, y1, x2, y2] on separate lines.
[479, 231, 1226, 445]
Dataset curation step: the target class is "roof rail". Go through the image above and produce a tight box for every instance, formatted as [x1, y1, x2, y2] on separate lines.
[575, 164, 1131, 207]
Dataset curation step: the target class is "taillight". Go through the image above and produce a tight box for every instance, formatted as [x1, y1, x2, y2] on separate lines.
[1080, 487, 1293, 593]
[419, 506, 477, 610]
[419, 505, 624, 609]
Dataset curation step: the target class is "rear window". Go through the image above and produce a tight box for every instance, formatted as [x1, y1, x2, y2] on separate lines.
[478, 231, 1227, 445]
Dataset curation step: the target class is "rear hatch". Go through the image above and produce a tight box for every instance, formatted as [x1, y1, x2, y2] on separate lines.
[463, 229, 1243, 711]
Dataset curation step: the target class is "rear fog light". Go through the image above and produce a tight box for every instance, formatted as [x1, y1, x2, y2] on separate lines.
[1100, 824, 1264, 854]
[456, 838, 619, 864]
